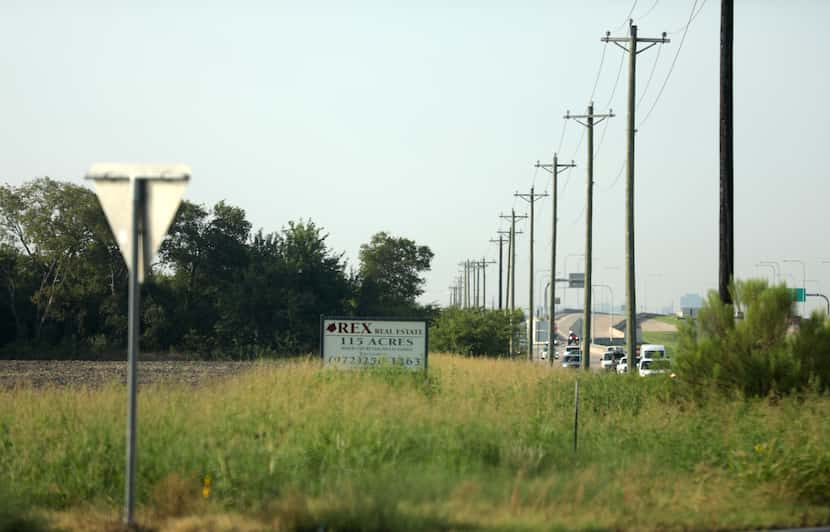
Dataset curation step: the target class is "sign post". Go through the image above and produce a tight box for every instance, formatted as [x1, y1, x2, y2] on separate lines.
[86, 163, 189, 527]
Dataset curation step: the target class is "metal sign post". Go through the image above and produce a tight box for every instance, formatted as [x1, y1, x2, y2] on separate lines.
[86, 164, 189, 527]
[124, 178, 143, 526]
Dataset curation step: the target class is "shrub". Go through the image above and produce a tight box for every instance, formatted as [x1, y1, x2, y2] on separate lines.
[674, 279, 830, 397]
[429, 308, 523, 356]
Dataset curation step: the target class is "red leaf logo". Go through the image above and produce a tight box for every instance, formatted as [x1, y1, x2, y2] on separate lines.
[326, 323, 337, 332]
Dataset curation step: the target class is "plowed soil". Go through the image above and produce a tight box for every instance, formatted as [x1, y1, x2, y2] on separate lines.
[0, 360, 262, 388]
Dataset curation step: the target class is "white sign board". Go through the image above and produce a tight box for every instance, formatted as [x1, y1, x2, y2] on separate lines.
[87, 163, 190, 283]
[321, 317, 428, 370]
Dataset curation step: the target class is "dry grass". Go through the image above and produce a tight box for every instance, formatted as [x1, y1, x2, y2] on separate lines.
[3, 354, 830, 531]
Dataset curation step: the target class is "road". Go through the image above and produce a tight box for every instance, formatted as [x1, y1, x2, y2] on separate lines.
[532, 311, 645, 371]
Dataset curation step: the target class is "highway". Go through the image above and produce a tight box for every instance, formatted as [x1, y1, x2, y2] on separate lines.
[531, 311, 678, 370]
[532, 311, 627, 371]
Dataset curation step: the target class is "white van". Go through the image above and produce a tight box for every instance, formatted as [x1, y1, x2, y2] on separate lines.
[639, 344, 667, 360]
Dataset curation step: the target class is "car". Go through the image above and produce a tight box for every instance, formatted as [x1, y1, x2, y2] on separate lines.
[600, 351, 617, 370]
[639, 357, 672, 377]
[564, 345, 581, 355]
[616, 356, 641, 374]
[561, 354, 581, 368]
[540, 345, 549, 360]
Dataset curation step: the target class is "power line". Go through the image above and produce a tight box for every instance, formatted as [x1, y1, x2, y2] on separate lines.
[637, 44, 662, 109]
[638, 0, 703, 128]
[615, 0, 640, 30]
[569, 201, 587, 226]
[668, 0, 708, 34]
[530, 163, 541, 189]
[594, 111, 613, 159]
[605, 159, 627, 190]
[590, 42, 609, 102]
[602, 48, 626, 111]
[635, 0, 660, 22]
[593, 46, 627, 159]
[556, 119, 568, 154]
[560, 165, 576, 196]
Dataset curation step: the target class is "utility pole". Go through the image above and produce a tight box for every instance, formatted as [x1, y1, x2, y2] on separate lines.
[720, 0, 734, 305]
[491, 233, 508, 310]
[536, 154, 576, 363]
[500, 211, 526, 355]
[602, 22, 669, 365]
[565, 103, 614, 369]
[468, 260, 474, 307]
[515, 187, 548, 361]
[478, 258, 496, 309]
[500, 211, 527, 314]
[460, 260, 471, 308]
[472, 260, 479, 307]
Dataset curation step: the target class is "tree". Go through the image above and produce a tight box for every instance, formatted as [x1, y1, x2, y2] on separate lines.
[156, 200, 252, 352]
[430, 307, 523, 356]
[357, 232, 433, 316]
[240, 220, 354, 353]
[0, 178, 119, 345]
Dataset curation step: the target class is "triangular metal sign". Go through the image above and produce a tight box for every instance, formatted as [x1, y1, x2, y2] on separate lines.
[87, 164, 190, 283]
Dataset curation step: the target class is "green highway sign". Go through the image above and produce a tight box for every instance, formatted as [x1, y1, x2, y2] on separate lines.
[790, 288, 806, 303]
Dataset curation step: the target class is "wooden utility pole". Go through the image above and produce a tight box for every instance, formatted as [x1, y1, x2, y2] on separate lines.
[565, 103, 614, 369]
[719, 0, 734, 304]
[478, 258, 496, 309]
[515, 187, 549, 361]
[500, 211, 527, 314]
[473, 260, 480, 307]
[491, 233, 508, 310]
[500, 211, 526, 355]
[462, 260, 472, 308]
[536, 154, 576, 364]
[602, 22, 669, 366]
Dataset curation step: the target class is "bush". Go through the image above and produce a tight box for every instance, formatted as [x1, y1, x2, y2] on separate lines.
[429, 308, 523, 356]
[674, 279, 830, 397]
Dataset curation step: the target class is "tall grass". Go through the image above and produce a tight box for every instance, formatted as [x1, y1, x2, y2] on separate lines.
[2, 354, 830, 530]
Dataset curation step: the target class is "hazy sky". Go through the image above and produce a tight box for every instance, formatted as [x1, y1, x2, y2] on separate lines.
[2, 1, 829, 316]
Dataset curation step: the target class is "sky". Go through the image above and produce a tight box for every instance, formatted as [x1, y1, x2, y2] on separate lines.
[2, 0, 829, 317]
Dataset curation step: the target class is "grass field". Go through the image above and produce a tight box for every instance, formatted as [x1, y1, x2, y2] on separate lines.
[2, 354, 830, 531]
[652, 315, 682, 328]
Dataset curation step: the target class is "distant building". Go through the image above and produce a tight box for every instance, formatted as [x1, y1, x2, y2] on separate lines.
[677, 293, 704, 319]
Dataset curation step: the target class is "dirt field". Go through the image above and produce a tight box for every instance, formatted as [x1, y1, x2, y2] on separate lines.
[0, 360, 265, 388]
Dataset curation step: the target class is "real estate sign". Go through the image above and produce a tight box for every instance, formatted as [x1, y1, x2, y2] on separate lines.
[321, 317, 428, 370]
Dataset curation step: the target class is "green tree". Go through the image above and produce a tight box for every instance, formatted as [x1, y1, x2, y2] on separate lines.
[240, 220, 354, 353]
[357, 232, 433, 316]
[0, 178, 120, 347]
[430, 307, 524, 356]
[157, 200, 252, 353]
